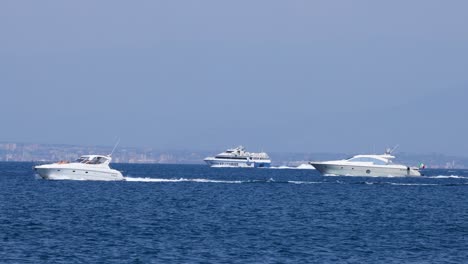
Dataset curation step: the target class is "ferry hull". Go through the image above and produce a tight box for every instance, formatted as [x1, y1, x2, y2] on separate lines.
[310, 163, 421, 177]
[204, 158, 271, 168]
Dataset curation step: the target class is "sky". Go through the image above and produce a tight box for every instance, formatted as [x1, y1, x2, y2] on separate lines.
[1, 1, 467, 156]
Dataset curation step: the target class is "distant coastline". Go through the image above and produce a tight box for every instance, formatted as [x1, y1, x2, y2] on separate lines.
[0, 142, 466, 169]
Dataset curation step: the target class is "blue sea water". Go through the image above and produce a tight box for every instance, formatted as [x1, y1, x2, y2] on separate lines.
[1, 162, 467, 263]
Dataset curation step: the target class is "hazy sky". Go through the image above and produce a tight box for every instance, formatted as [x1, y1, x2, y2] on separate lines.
[1, 1, 467, 155]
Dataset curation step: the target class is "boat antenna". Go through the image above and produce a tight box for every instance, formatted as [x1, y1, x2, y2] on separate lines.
[387, 144, 399, 154]
[109, 138, 121, 157]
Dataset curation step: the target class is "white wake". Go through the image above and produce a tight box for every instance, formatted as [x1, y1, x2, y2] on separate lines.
[124, 177, 242, 184]
[425, 175, 468, 179]
[269, 164, 316, 170]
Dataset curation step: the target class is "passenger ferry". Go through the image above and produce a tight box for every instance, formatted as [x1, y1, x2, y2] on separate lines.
[204, 146, 271, 168]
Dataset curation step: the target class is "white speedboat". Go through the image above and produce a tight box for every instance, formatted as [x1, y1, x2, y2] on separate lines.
[309, 149, 421, 177]
[204, 146, 271, 168]
[34, 155, 124, 181]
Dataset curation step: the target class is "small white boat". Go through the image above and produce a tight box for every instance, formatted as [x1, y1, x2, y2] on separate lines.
[309, 149, 421, 177]
[34, 155, 124, 181]
[204, 146, 271, 168]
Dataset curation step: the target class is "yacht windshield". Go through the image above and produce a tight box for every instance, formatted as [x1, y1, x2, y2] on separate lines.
[75, 156, 108, 164]
[348, 157, 387, 165]
[87, 157, 108, 164]
[75, 157, 89, 163]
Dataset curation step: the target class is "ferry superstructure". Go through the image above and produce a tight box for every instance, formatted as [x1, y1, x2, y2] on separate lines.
[204, 146, 271, 168]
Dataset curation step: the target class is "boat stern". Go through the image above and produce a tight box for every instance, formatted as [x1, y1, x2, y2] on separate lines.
[408, 167, 422, 176]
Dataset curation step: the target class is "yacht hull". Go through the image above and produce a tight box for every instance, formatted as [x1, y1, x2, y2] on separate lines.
[310, 163, 421, 177]
[34, 167, 124, 181]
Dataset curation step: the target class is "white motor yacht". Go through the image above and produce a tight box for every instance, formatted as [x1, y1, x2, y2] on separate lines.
[34, 155, 124, 181]
[309, 149, 421, 177]
[204, 146, 271, 168]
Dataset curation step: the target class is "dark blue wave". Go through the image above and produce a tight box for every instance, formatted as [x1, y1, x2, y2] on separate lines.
[1, 162, 468, 263]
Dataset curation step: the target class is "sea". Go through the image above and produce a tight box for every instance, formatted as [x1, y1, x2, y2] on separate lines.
[1, 162, 467, 264]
